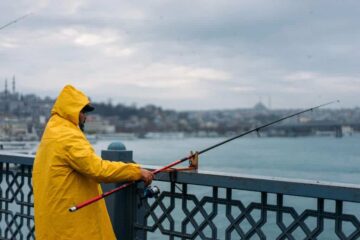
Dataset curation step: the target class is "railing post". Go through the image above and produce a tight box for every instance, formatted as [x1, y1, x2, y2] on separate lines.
[101, 142, 137, 240]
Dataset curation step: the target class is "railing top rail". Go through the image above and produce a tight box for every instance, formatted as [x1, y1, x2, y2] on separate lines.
[0, 152, 34, 165]
[144, 164, 360, 203]
[1, 155, 360, 203]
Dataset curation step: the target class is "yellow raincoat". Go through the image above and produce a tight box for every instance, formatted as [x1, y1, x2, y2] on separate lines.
[33, 85, 142, 240]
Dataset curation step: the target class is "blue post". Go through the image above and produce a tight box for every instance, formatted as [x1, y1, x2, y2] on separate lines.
[101, 142, 137, 240]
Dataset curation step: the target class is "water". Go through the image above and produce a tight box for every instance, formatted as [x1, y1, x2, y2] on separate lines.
[94, 135, 360, 184]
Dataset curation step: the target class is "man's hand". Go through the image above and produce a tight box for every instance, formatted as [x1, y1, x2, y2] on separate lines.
[140, 169, 154, 186]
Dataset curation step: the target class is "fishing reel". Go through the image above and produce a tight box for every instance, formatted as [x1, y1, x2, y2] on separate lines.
[138, 185, 160, 208]
[142, 185, 160, 199]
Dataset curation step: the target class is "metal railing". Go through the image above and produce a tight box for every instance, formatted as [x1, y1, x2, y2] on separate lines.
[2, 146, 360, 240]
[0, 153, 34, 240]
[135, 170, 360, 240]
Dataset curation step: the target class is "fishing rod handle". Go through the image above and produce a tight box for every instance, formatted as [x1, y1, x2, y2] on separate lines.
[69, 181, 134, 212]
[69, 195, 103, 212]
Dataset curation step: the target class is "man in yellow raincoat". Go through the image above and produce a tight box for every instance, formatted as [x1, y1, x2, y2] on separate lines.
[33, 85, 154, 239]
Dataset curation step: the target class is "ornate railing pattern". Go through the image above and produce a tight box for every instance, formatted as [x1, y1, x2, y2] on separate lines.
[0, 154, 34, 240]
[134, 171, 360, 240]
[2, 152, 360, 240]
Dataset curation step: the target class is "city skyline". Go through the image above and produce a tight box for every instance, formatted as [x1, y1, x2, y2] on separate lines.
[1, 1, 359, 110]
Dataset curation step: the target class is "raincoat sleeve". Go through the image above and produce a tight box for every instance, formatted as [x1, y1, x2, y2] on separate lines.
[63, 134, 142, 183]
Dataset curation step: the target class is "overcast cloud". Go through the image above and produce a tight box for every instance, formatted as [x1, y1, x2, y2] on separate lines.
[0, 0, 359, 110]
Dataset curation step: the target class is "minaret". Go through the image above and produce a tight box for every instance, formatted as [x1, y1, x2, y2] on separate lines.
[12, 75, 16, 93]
[5, 78, 8, 95]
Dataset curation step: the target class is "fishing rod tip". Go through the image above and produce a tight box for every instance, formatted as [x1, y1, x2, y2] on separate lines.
[69, 206, 77, 212]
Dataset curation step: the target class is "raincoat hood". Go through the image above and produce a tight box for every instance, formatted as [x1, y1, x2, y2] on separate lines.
[51, 85, 90, 126]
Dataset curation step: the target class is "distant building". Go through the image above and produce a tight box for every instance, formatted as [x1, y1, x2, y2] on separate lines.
[253, 101, 268, 113]
[85, 115, 116, 134]
[0, 77, 54, 140]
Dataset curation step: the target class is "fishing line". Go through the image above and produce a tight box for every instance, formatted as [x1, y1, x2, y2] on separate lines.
[0, 13, 32, 31]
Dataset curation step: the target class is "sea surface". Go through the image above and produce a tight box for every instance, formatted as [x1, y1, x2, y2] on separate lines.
[94, 135, 360, 184]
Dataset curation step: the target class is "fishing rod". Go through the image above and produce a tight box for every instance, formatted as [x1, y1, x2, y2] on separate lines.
[69, 100, 339, 212]
[0, 13, 32, 31]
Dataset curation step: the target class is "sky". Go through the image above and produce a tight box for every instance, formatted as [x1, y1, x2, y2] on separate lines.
[0, 0, 359, 110]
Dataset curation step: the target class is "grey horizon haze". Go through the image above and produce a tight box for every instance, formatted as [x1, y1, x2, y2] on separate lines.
[0, 1, 359, 110]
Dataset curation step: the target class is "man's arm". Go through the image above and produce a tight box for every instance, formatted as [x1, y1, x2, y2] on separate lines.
[63, 135, 153, 184]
